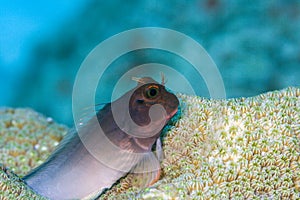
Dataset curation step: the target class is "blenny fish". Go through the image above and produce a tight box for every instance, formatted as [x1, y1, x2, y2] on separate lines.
[23, 77, 179, 199]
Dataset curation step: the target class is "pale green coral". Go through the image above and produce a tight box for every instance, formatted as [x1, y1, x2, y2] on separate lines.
[1, 88, 300, 199]
[0, 108, 67, 199]
[0, 164, 45, 199]
[0, 108, 68, 177]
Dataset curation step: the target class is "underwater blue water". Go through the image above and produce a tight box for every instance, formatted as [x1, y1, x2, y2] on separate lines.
[0, 0, 86, 105]
[1, 0, 300, 126]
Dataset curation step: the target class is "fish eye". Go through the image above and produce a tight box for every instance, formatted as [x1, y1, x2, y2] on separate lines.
[145, 85, 159, 99]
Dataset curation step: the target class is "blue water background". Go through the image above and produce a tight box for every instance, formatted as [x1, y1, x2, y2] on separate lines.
[1, 0, 300, 125]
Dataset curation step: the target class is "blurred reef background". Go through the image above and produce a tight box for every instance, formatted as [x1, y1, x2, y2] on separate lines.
[1, 0, 300, 126]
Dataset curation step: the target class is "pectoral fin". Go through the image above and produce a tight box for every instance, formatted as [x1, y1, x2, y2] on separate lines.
[130, 138, 163, 188]
[155, 137, 164, 162]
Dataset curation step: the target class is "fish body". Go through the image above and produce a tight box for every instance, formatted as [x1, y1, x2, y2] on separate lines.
[23, 77, 179, 199]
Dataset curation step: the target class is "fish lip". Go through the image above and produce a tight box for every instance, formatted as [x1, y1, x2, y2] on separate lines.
[166, 108, 178, 120]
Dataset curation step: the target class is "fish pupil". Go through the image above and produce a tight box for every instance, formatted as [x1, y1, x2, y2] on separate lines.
[146, 87, 159, 99]
[149, 88, 157, 96]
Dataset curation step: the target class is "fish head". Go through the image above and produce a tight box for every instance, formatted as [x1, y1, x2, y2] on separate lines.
[129, 77, 179, 129]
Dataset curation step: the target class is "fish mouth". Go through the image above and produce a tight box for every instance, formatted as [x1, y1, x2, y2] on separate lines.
[166, 108, 178, 120]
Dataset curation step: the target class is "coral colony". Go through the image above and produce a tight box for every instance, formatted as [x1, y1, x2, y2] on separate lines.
[1, 87, 300, 199]
[102, 87, 300, 199]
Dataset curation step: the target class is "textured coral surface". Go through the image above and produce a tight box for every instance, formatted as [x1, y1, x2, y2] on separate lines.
[0, 108, 68, 177]
[100, 87, 300, 199]
[0, 164, 44, 199]
[1, 87, 300, 199]
[0, 108, 67, 199]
